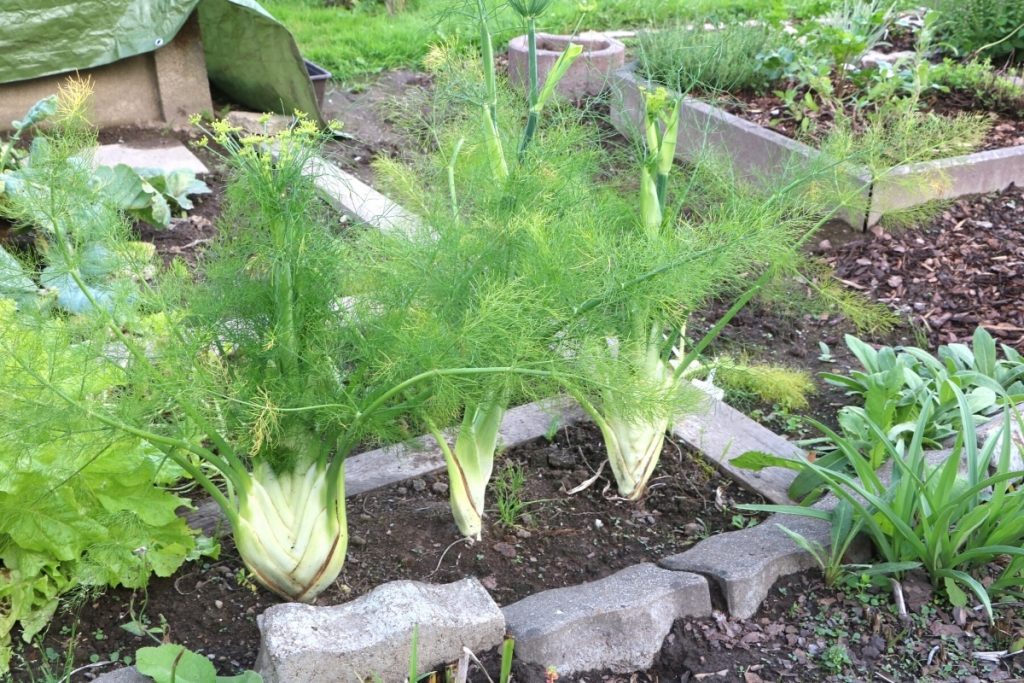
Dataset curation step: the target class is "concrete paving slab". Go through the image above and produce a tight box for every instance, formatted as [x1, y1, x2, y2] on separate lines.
[93, 142, 209, 175]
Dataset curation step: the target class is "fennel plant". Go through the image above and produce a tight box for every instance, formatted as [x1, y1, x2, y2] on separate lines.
[369, 0, 586, 541]
[1, 113, 569, 601]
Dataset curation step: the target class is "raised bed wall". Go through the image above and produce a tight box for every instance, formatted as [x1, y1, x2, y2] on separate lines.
[611, 65, 1024, 230]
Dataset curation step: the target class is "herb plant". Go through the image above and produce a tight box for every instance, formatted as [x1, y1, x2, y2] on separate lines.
[637, 23, 793, 94]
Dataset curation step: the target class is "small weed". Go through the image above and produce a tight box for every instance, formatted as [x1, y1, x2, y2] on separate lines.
[494, 463, 528, 529]
[730, 513, 759, 530]
[821, 643, 852, 673]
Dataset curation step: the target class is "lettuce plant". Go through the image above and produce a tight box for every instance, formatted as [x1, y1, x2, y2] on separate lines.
[0, 302, 205, 672]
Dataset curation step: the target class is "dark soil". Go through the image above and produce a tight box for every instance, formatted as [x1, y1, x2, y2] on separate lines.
[97, 128, 226, 268]
[319, 70, 433, 184]
[18, 423, 765, 681]
[646, 570, 1023, 683]
[715, 89, 1024, 153]
[827, 183, 1024, 351]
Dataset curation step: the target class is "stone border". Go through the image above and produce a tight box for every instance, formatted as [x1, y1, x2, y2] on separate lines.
[610, 65, 1024, 229]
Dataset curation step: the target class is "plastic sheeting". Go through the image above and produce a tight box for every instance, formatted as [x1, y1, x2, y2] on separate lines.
[198, 0, 322, 121]
[0, 0, 322, 120]
[0, 0, 201, 84]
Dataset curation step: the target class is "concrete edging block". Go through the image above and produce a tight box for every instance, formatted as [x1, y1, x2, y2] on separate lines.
[672, 395, 806, 505]
[256, 577, 504, 683]
[660, 513, 828, 619]
[502, 563, 711, 676]
[870, 144, 1024, 224]
[610, 66, 871, 229]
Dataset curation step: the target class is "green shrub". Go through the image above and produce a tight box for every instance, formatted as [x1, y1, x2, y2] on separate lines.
[927, 0, 1024, 60]
[637, 24, 794, 94]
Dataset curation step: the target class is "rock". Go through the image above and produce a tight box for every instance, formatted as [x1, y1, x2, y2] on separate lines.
[503, 563, 710, 675]
[493, 542, 518, 559]
[226, 111, 294, 136]
[91, 669, 150, 683]
[659, 513, 833, 619]
[431, 481, 449, 495]
[546, 449, 577, 469]
[256, 578, 504, 683]
[411, 478, 427, 493]
[860, 50, 916, 68]
[92, 142, 209, 175]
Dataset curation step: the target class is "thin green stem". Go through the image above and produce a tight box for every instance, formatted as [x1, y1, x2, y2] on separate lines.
[447, 137, 466, 218]
[58, 256, 246, 477]
[527, 17, 539, 108]
[10, 351, 240, 491]
[153, 444, 240, 529]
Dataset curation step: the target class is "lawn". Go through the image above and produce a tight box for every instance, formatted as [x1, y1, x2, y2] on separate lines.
[260, 0, 800, 83]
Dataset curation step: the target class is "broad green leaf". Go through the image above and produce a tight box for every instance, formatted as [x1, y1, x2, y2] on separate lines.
[730, 450, 806, 472]
[95, 164, 152, 211]
[137, 644, 220, 683]
[12, 96, 57, 131]
[137, 644, 262, 683]
[973, 326, 997, 376]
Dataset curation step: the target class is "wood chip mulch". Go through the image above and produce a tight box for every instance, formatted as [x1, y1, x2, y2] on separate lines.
[826, 183, 1024, 350]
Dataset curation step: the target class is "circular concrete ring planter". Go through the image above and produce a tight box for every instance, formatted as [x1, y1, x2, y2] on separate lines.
[508, 32, 625, 100]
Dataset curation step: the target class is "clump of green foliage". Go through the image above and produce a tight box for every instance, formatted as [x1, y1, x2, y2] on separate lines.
[637, 24, 794, 94]
[1, 84, 207, 231]
[930, 58, 1024, 117]
[0, 87, 210, 673]
[714, 360, 816, 411]
[927, 0, 1024, 60]
[739, 398, 1024, 621]
[782, 327, 1024, 501]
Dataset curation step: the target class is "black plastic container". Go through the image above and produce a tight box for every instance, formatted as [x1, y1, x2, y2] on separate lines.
[304, 59, 332, 109]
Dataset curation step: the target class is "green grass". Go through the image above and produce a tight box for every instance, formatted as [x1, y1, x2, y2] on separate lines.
[259, 0, 823, 83]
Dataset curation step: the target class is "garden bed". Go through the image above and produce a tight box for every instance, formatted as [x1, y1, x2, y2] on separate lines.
[715, 90, 1024, 154]
[827, 183, 1024, 350]
[20, 423, 765, 681]
[9, 59, 1024, 683]
[611, 65, 1024, 230]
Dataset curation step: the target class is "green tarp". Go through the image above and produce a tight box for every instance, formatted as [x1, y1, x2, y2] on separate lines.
[0, 0, 322, 121]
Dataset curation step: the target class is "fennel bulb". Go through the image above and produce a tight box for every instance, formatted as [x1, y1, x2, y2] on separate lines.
[236, 460, 348, 602]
